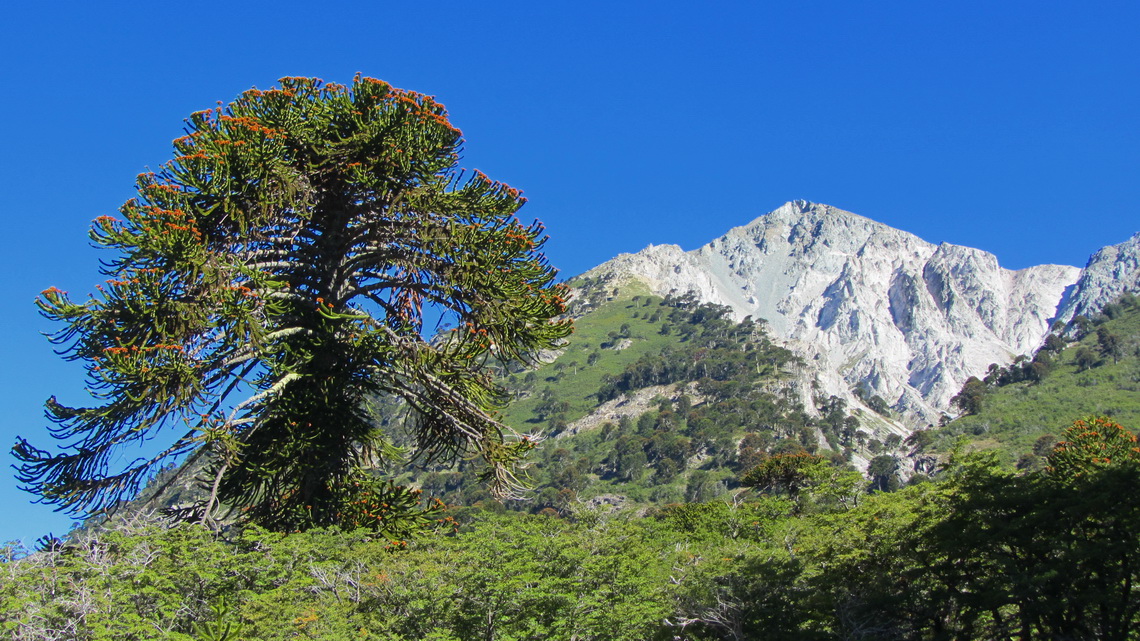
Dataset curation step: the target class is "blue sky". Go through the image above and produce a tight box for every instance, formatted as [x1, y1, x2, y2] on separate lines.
[1, 1, 1137, 543]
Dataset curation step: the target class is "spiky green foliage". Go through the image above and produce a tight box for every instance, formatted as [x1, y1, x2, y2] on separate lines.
[15, 76, 571, 531]
[1046, 415, 1140, 483]
[741, 452, 826, 497]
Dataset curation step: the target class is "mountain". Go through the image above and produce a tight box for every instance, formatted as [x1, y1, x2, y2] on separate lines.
[577, 201, 1140, 424]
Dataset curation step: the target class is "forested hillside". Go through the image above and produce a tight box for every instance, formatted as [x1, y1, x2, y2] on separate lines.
[396, 282, 909, 514]
[5, 417, 1140, 640]
[9, 285, 1140, 641]
[937, 293, 1140, 465]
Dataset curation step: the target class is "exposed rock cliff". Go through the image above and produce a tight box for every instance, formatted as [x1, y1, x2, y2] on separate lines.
[582, 201, 1088, 423]
[1055, 232, 1140, 325]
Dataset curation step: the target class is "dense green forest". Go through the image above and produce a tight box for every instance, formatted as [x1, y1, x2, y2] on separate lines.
[5, 416, 1140, 640]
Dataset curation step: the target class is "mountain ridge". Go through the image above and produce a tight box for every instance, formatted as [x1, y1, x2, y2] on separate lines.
[1056, 230, 1140, 325]
[579, 201, 1135, 424]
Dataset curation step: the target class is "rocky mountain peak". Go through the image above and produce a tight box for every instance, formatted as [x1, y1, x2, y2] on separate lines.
[582, 201, 1094, 424]
[1055, 232, 1140, 324]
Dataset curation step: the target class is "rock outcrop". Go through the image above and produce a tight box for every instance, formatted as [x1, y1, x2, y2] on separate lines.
[581, 201, 1094, 423]
[1054, 232, 1140, 325]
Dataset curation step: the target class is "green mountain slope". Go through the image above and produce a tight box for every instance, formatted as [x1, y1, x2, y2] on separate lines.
[935, 294, 1140, 465]
[405, 280, 903, 513]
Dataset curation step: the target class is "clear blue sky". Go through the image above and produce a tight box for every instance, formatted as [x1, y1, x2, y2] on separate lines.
[1, 1, 1137, 543]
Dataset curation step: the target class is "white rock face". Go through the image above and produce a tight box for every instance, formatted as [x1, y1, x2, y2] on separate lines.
[1054, 232, 1140, 324]
[582, 201, 1086, 423]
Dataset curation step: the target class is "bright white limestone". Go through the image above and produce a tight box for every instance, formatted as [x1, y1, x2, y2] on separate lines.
[1054, 231, 1140, 325]
[581, 201, 1092, 424]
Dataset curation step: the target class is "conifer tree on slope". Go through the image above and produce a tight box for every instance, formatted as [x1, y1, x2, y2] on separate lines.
[15, 76, 571, 532]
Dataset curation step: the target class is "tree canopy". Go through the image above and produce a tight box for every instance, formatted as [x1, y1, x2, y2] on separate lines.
[6, 416, 1140, 638]
[15, 76, 572, 531]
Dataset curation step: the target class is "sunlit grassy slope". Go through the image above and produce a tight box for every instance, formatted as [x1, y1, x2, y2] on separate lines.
[937, 300, 1140, 464]
[498, 285, 690, 428]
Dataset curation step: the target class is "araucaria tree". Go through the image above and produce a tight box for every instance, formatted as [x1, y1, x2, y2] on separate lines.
[16, 76, 572, 532]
